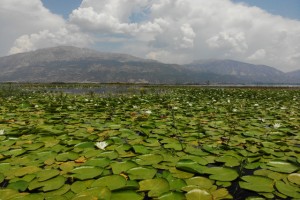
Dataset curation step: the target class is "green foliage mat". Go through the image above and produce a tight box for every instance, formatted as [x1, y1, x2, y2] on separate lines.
[0, 84, 299, 199]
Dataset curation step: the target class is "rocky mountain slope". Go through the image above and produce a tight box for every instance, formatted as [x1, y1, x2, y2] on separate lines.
[0, 46, 298, 84]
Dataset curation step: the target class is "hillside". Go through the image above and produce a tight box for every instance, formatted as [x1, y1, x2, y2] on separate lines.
[0, 46, 297, 84]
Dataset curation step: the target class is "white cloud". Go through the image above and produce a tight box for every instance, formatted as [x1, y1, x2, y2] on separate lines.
[0, 0, 92, 55]
[1, 0, 300, 72]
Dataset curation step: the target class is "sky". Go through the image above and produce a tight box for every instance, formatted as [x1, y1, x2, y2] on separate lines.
[1, 0, 300, 72]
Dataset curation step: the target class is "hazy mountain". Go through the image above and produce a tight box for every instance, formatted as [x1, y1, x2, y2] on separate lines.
[286, 70, 300, 83]
[0, 46, 297, 84]
[186, 59, 287, 84]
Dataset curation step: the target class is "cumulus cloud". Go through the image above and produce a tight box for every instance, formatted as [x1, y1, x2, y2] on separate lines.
[0, 0, 92, 55]
[1, 0, 300, 71]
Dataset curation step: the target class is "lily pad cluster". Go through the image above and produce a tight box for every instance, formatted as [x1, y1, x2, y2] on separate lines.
[0, 83, 299, 199]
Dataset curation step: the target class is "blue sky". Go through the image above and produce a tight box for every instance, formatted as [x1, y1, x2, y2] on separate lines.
[42, 0, 300, 20]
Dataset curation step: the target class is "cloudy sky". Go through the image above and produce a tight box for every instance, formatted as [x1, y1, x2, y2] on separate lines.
[1, 0, 300, 72]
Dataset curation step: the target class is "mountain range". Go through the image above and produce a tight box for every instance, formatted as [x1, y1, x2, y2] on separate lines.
[0, 46, 299, 84]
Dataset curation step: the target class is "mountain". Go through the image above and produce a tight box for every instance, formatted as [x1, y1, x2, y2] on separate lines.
[186, 59, 287, 84]
[286, 70, 300, 83]
[0, 46, 298, 84]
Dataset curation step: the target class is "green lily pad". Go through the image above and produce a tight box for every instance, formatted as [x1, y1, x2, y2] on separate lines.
[185, 189, 213, 200]
[127, 167, 157, 180]
[185, 176, 214, 190]
[139, 178, 170, 197]
[44, 184, 70, 197]
[204, 167, 239, 181]
[71, 166, 103, 180]
[10, 193, 44, 200]
[215, 155, 240, 167]
[91, 175, 127, 190]
[74, 142, 95, 149]
[12, 166, 41, 177]
[265, 160, 298, 173]
[176, 159, 207, 174]
[287, 173, 300, 185]
[28, 175, 66, 192]
[56, 152, 79, 162]
[70, 180, 94, 193]
[73, 186, 111, 200]
[7, 180, 29, 192]
[157, 192, 185, 200]
[84, 157, 110, 167]
[110, 190, 143, 200]
[239, 176, 274, 193]
[0, 173, 4, 183]
[135, 154, 164, 165]
[275, 180, 300, 198]
[111, 161, 138, 174]
[36, 169, 60, 181]
[211, 188, 230, 199]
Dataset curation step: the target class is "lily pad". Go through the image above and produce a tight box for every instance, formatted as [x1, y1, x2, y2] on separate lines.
[204, 167, 239, 181]
[139, 178, 170, 197]
[73, 186, 111, 200]
[135, 154, 164, 165]
[91, 175, 127, 190]
[36, 169, 60, 181]
[185, 189, 213, 200]
[84, 157, 110, 167]
[176, 159, 207, 174]
[239, 176, 274, 193]
[287, 173, 300, 185]
[127, 167, 157, 180]
[185, 176, 214, 190]
[157, 191, 185, 200]
[110, 190, 143, 200]
[71, 166, 103, 180]
[265, 160, 298, 173]
[111, 161, 138, 174]
[275, 180, 300, 198]
[215, 155, 240, 167]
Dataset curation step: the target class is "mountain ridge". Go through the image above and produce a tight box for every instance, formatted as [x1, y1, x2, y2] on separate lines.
[0, 46, 298, 84]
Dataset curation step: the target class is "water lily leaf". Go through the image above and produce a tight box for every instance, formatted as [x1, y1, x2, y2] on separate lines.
[239, 176, 274, 193]
[181, 155, 208, 166]
[0, 173, 4, 183]
[71, 180, 94, 194]
[185, 176, 214, 190]
[157, 192, 185, 200]
[167, 177, 187, 191]
[83, 157, 110, 167]
[176, 159, 207, 174]
[215, 155, 240, 167]
[23, 142, 44, 151]
[265, 160, 299, 173]
[169, 167, 194, 179]
[204, 167, 238, 181]
[135, 154, 164, 165]
[73, 186, 111, 200]
[127, 167, 157, 180]
[71, 166, 103, 180]
[111, 161, 138, 174]
[41, 175, 66, 192]
[139, 178, 170, 197]
[287, 173, 300, 185]
[10, 193, 44, 200]
[56, 152, 79, 162]
[98, 151, 119, 160]
[36, 169, 60, 181]
[44, 184, 70, 197]
[74, 142, 95, 149]
[3, 149, 26, 157]
[275, 180, 300, 198]
[91, 175, 127, 190]
[185, 189, 213, 200]
[12, 166, 41, 177]
[110, 190, 143, 200]
[132, 144, 150, 154]
[7, 180, 29, 192]
[164, 142, 183, 151]
[211, 188, 230, 199]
